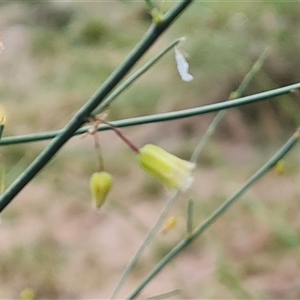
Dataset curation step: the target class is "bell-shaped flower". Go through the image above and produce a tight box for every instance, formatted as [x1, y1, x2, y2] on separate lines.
[90, 171, 113, 209]
[137, 144, 195, 191]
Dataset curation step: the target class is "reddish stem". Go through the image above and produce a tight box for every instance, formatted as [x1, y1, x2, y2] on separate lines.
[100, 119, 140, 153]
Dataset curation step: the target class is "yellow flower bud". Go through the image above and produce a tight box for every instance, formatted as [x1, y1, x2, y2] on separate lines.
[274, 160, 285, 176]
[161, 216, 178, 234]
[20, 288, 36, 300]
[151, 8, 163, 25]
[90, 171, 113, 209]
[138, 144, 195, 191]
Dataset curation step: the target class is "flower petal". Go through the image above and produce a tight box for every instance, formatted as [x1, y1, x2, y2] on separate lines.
[174, 47, 194, 82]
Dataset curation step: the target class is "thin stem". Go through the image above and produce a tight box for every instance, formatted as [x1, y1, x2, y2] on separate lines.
[93, 133, 105, 172]
[100, 120, 139, 153]
[127, 128, 300, 299]
[190, 47, 270, 163]
[0, 155, 5, 195]
[144, 0, 156, 11]
[0, 0, 194, 213]
[0, 124, 4, 141]
[92, 37, 184, 116]
[147, 289, 181, 299]
[235, 47, 270, 97]
[186, 198, 194, 235]
[1, 82, 299, 147]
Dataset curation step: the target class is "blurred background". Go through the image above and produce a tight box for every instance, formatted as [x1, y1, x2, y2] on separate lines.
[0, 1, 300, 298]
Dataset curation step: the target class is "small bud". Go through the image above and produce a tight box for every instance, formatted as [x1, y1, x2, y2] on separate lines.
[20, 288, 36, 300]
[274, 160, 285, 176]
[137, 144, 195, 191]
[151, 8, 163, 24]
[161, 216, 178, 234]
[90, 172, 113, 209]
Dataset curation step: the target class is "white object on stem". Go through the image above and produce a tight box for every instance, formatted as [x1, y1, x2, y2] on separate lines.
[174, 46, 194, 82]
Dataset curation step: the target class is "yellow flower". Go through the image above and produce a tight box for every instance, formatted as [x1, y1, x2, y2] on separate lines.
[137, 144, 195, 191]
[90, 171, 113, 209]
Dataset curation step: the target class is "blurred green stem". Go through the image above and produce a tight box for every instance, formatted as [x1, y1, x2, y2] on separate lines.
[144, 0, 156, 11]
[0, 0, 193, 213]
[127, 128, 300, 299]
[1, 82, 299, 147]
[147, 289, 181, 299]
[0, 124, 4, 141]
[190, 47, 270, 163]
[187, 198, 194, 234]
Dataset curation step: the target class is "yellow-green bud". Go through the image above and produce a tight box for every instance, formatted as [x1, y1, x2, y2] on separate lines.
[151, 8, 163, 25]
[274, 160, 285, 176]
[138, 144, 195, 191]
[90, 171, 113, 209]
[20, 288, 36, 300]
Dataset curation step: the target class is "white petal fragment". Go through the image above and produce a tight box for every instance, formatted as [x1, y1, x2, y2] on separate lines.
[174, 47, 194, 82]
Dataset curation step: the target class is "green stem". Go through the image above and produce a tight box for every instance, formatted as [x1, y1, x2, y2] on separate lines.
[127, 128, 300, 299]
[190, 47, 270, 163]
[144, 0, 156, 11]
[92, 37, 183, 116]
[186, 198, 194, 234]
[0, 0, 194, 213]
[0, 124, 4, 141]
[147, 289, 181, 299]
[1, 82, 299, 147]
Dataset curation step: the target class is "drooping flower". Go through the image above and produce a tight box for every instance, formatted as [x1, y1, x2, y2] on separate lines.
[90, 171, 113, 209]
[137, 144, 195, 191]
